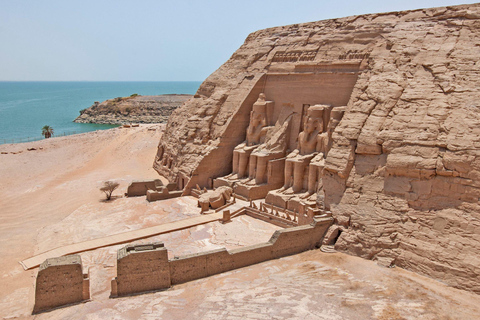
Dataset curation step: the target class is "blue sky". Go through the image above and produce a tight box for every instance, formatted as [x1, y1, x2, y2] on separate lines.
[0, 0, 476, 81]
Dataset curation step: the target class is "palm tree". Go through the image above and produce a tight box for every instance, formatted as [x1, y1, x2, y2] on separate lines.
[41, 125, 54, 139]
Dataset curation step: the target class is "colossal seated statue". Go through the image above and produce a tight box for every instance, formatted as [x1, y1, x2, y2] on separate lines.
[244, 115, 292, 185]
[300, 106, 346, 198]
[282, 105, 327, 194]
[228, 93, 272, 180]
[265, 105, 345, 213]
[233, 113, 293, 199]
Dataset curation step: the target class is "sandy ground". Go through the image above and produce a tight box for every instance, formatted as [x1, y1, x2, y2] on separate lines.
[0, 125, 479, 320]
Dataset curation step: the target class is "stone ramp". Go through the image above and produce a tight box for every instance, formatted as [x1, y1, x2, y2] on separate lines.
[20, 212, 223, 270]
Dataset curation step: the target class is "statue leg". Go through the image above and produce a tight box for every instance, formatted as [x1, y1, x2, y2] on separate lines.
[283, 160, 293, 190]
[232, 150, 239, 174]
[255, 157, 268, 184]
[238, 151, 249, 178]
[307, 155, 325, 195]
[307, 163, 319, 195]
[292, 161, 305, 193]
[248, 154, 257, 179]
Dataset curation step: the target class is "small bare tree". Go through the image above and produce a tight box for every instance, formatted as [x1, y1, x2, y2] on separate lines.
[100, 181, 119, 200]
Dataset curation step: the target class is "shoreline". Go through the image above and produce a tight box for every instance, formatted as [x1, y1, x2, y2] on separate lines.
[0, 122, 119, 146]
[0, 126, 118, 146]
[0, 123, 162, 149]
[0, 81, 200, 147]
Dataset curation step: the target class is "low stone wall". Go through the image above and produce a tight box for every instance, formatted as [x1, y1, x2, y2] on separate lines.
[146, 190, 182, 202]
[126, 179, 164, 197]
[33, 255, 89, 314]
[244, 207, 296, 228]
[112, 217, 333, 296]
[111, 243, 170, 297]
[170, 217, 332, 285]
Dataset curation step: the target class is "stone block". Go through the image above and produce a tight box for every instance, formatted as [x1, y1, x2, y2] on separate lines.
[33, 255, 89, 314]
[126, 179, 164, 197]
[112, 242, 170, 297]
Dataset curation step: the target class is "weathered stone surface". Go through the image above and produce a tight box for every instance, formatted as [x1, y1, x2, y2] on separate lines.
[198, 186, 233, 212]
[111, 243, 171, 297]
[34, 255, 89, 313]
[154, 4, 480, 293]
[74, 94, 192, 124]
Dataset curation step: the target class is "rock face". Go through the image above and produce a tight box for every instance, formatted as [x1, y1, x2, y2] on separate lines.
[74, 94, 192, 124]
[154, 4, 480, 293]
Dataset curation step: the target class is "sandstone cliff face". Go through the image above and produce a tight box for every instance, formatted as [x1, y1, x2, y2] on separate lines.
[155, 4, 480, 293]
[74, 94, 191, 124]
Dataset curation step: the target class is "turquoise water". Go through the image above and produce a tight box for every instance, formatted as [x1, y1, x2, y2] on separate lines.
[0, 81, 201, 144]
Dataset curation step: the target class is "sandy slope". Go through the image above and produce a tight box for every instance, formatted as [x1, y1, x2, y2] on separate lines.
[0, 125, 479, 319]
[0, 125, 164, 318]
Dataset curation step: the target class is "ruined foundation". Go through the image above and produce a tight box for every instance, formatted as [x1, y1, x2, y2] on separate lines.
[111, 243, 170, 297]
[110, 217, 332, 297]
[126, 179, 181, 202]
[33, 255, 90, 314]
[126, 179, 165, 197]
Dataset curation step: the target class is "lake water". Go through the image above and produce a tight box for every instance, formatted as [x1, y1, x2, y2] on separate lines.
[0, 81, 201, 144]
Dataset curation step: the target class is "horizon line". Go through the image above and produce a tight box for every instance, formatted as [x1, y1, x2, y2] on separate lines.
[0, 80, 203, 83]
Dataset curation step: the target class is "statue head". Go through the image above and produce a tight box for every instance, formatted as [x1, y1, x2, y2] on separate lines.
[304, 105, 325, 134]
[250, 93, 268, 127]
[327, 106, 345, 134]
[256, 93, 266, 103]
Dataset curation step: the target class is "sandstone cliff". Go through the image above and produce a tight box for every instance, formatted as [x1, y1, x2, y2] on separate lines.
[154, 4, 480, 293]
[74, 94, 192, 124]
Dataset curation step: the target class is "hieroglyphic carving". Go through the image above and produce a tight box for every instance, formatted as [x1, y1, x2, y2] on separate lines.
[272, 51, 317, 63]
[294, 63, 362, 74]
[338, 51, 370, 60]
[299, 51, 317, 61]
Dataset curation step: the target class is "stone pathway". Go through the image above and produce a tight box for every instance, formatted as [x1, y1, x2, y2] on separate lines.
[20, 212, 223, 270]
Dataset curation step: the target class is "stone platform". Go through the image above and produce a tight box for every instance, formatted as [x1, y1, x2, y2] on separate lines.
[21, 211, 224, 270]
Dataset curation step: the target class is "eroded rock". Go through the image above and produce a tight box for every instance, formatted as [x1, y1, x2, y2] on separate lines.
[154, 4, 480, 293]
[74, 94, 192, 124]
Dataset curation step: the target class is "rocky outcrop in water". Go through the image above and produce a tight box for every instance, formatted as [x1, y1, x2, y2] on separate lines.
[154, 3, 480, 293]
[74, 94, 192, 124]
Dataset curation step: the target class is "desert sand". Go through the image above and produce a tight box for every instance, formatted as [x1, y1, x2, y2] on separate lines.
[1, 125, 479, 319]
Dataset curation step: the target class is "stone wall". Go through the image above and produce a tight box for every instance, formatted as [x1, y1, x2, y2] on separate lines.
[112, 217, 332, 295]
[126, 179, 164, 197]
[146, 190, 183, 202]
[33, 255, 89, 313]
[111, 243, 171, 297]
[154, 4, 480, 293]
